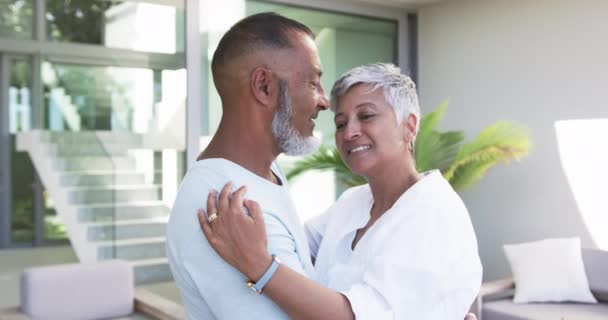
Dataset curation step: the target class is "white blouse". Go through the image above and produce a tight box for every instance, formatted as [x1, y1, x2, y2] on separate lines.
[305, 170, 482, 320]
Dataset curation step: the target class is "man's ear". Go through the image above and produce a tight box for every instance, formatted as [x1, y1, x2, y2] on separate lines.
[250, 67, 277, 108]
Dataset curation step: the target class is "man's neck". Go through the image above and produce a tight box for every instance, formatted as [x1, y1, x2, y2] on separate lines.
[198, 121, 280, 183]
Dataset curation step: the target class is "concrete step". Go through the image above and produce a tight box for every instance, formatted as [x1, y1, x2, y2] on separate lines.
[60, 172, 145, 187]
[77, 201, 169, 222]
[45, 143, 129, 156]
[97, 237, 166, 261]
[54, 156, 136, 171]
[40, 131, 142, 146]
[39, 131, 103, 143]
[133, 258, 173, 285]
[68, 185, 161, 204]
[153, 171, 162, 183]
[87, 218, 168, 241]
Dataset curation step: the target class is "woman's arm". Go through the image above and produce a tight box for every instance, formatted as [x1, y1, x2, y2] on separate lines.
[199, 182, 355, 320]
[263, 262, 354, 320]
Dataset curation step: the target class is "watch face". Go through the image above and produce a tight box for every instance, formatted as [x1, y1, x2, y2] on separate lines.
[247, 281, 261, 293]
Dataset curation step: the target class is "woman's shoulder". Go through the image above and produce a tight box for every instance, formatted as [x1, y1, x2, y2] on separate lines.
[337, 184, 371, 201]
[321, 184, 371, 221]
[416, 170, 467, 211]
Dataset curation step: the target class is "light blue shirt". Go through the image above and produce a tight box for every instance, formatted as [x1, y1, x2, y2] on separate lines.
[166, 159, 315, 319]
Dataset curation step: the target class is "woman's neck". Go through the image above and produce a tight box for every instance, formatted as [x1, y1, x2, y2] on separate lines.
[366, 159, 421, 219]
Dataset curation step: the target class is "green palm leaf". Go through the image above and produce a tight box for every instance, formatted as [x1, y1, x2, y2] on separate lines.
[444, 121, 532, 191]
[413, 101, 465, 172]
[418, 100, 448, 134]
[286, 145, 366, 187]
[415, 130, 465, 172]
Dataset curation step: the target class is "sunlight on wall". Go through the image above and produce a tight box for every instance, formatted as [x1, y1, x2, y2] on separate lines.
[555, 119, 608, 249]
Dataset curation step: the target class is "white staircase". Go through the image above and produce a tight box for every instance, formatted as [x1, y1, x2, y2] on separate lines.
[48, 88, 82, 132]
[17, 130, 173, 285]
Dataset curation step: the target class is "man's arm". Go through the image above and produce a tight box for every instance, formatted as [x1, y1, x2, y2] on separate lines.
[168, 173, 307, 319]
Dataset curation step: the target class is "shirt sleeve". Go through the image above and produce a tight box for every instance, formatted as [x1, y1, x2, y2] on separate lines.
[341, 256, 480, 320]
[304, 186, 362, 260]
[304, 211, 331, 260]
[180, 211, 307, 319]
[264, 212, 308, 276]
[168, 171, 306, 319]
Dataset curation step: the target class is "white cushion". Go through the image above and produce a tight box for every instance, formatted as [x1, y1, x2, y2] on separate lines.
[21, 260, 134, 320]
[503, 237, 597, 304]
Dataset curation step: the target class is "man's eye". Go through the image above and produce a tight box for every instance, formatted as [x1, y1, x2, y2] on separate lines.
[310, 82, 318, 89]
[360, 114, 375, 120]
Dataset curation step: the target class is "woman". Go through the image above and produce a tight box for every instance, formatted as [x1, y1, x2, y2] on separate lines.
[199, 63, 482, 319]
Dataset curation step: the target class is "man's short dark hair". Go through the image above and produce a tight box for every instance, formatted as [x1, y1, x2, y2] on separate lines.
[211, 12, 315, 76]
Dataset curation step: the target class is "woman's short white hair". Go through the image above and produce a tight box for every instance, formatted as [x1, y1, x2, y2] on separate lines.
[330, 63, 420, 129]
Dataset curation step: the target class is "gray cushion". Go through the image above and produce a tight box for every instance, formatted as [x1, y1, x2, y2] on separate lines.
[112, 313, 155, 320]
[583, 248, 608, 302]
[21, 260, 134, 320]
[483, 299, 608, 320]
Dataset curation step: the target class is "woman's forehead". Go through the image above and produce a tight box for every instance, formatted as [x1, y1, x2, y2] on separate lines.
[336, 87, 390, 112]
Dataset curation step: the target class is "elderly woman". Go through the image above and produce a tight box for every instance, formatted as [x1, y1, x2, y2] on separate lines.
[199, 63, 482, 319]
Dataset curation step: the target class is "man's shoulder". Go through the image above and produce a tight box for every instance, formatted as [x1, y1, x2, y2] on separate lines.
[166, 160, 231, 249]
[174, 159, 253, 201]
[183, 158, 234, 181]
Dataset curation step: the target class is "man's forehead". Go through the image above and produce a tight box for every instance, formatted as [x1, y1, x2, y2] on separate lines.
[268, 44, 323, 75]
[291, 33, 322, 59]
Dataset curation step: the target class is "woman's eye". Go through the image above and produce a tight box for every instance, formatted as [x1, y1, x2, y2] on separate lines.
[360, 114, 375, 120]
[310, 82, 318, 89]
[335, 123, 345, 130]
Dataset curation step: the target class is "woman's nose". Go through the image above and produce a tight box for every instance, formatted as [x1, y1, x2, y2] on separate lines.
[344, 122, 361, 140]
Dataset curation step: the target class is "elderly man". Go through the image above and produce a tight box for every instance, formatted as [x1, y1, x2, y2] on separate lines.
[166, 12, 329, 319]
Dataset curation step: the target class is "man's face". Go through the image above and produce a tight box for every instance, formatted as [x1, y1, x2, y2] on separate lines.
[271, 32, 329, 155]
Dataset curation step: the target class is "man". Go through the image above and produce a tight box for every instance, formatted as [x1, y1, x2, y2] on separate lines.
[166, 12, 329, 319]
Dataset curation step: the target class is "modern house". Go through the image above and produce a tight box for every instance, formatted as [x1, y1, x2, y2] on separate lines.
[1, 0, 607, 318]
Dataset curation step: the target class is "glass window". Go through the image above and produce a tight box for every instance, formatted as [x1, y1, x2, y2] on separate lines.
[0, 0, 34, 39]
[43, 191, 66, 241]
[8, 58, 32, 133]
[9, 57, 34, 243]
[46, 0, 185, 54]
[43, 61, 186, 134]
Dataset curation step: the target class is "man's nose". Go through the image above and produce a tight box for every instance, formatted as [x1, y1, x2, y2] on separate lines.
[318, 85, 329, 110]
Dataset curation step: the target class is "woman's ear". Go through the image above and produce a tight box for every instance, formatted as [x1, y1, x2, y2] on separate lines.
[250, 67, 277, 108]
[402, 113, 418, 143]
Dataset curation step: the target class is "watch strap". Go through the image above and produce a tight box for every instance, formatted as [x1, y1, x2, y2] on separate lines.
[246, 255, 280, 294]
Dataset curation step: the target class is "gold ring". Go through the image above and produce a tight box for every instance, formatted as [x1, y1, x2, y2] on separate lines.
[208, 213, 218, 223]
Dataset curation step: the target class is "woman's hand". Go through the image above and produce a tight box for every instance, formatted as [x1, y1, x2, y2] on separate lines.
[198, 182, 273, 281]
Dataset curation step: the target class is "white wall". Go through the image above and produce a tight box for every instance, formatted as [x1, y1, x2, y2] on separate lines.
[418, 0, 608, 280]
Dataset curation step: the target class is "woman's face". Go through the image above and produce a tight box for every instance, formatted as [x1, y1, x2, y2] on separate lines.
[334, 84, 415, 177]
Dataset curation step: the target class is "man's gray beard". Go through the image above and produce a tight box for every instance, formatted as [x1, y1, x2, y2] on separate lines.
[271, 80, 320, 156]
